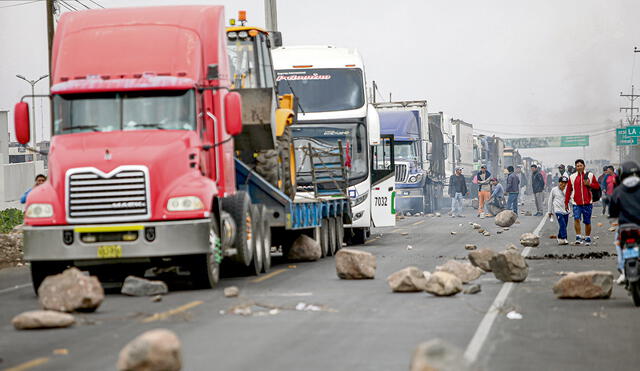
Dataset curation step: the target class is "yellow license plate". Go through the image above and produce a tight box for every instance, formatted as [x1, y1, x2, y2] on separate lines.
[97, 245, 122, 258]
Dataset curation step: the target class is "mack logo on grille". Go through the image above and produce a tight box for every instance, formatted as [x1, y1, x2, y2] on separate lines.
[112, 201, 146, 208]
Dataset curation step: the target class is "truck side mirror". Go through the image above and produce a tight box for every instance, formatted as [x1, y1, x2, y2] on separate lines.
[367, 104, 380, 145]
[207, 64, 219, 80]
[224, 92, 243, 136]
[269, 31, 283, 48]
[14, 102, 30, 145]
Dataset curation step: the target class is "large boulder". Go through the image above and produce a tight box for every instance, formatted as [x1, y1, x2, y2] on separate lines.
[424, 271, 462, 296]
[121, 276, 168, 296]
[12, 310, 75, 330]
[489, 249, 528, 282]
[117, 329, 182, 371]
[287, 234, 321, 261]
[387, 266, 428, 292]
[553, 271, 613, 299]
[335, 249, 376, 279]
[494, 210, 517, 227]
[468, 248, 497, 272]
[410, 339, 470, 371]
[435, 260, 483, 283]
[520, 233, 540, 247]
[38, 267, 104, 312]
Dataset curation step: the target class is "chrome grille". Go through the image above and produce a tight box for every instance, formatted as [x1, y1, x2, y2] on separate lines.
[66, 166, 150, 223]
[395, 163, 408, 182]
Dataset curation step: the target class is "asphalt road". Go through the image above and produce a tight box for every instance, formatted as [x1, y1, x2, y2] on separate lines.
[0, 198, 637, 371]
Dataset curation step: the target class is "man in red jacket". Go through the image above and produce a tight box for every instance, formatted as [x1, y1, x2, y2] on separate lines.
[564, 159, 600, 245]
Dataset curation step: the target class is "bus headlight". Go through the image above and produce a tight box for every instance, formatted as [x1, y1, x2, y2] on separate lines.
[350, 191, 368, 207]
[25, 203, 54, 218]
[167, 196, 204, 211]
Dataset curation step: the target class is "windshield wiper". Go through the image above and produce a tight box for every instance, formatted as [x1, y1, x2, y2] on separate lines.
[283, 79, 306, 115]
[130, 123, 165, 130]
[60, 125, 99, 132]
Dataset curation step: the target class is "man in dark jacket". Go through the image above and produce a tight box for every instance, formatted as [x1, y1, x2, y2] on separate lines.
[531, 164, 545, 216]
[505, 166, 520, 213]
[448, 167, 467, 217]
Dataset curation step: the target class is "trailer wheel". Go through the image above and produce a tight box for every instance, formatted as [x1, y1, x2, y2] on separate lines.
[327, 217, 337, 256]
[245, 204, 262, 276]
[278, 126, 296, 199]
[319, 218, 329, 257]
[336, 217, 344, 251]
[260, 206, 272, 273]
[30, 261, 71, 294]
[222, 191, 253, 267]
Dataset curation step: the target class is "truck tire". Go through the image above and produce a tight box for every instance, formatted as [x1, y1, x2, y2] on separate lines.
[336, 216, 344, 252]
[222, 191, 253, 267]
[320, 218, 329, 257]
[350, 228, 366, 245]
[260, 206, 272, 273]
[255, 150, 280, 187]
[278, 126, 296, 199]
[327, 217, 337, 256]
[243, 204, 262, 276]
[30, 261, 70, 294]
[189, 215, 222, 289]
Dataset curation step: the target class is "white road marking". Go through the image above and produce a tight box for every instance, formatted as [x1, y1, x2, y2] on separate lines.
[463, 215, 546, 363]
[0, 283, 31, 295]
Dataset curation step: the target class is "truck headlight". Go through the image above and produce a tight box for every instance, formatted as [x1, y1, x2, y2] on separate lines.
[350, 191, 368, 207]
[25, 203, 53, 218]
[407, 174, 423, 183]
[167, 196, 204, 211]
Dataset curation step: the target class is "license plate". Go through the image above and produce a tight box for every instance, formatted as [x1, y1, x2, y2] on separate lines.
[97, 245, 122, 258]
[623, 247, 640, 260]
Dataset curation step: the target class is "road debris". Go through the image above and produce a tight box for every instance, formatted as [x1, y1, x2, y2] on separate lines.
[287, 234, 321, 261]
[503, 227, 510, 231]
[472, 223, 481, 229]
[483, 231, 491, 236]
[526, 252, 614, 260]
[435, 260, 483, 283]
[0, 231, 24, 269]
[468, 248, 497, 272]
[506, 244, 517, 250]
[335, 249, 376, 279]
[497, 230, 503, 234]
[38, 267, 104, 313]
[506, 310, 523, 320]
[424, 271, 462, 296]
[463, 284, 481, 294]
[495, 210, 517, 227]
[608, 227, 616, 232]
[465, 244, 477, 250]
[549, 234, 557, 239]
[410, 339, 471, 371]
[406, 245, 413, 250]
[53, 348, 69, 355]
[401, 232, 409, 236]
[151, 295, 163, 303]
[490, 249, 529, 282]
[520, 233, 540, 247]
[478, 228, 485, 233]
[597, 222, 604, 227]
[12, 310, 75, 330]
[121, 276, 169, 297]
[295, 302, 322, 312]
[117, 329, 181, 371]
[387, 266, 428, 292]
[435, 213, 441, 217]
[224, 286, 240, 298]
[553, 271, 613, 299]
[450, 231, 457, 235]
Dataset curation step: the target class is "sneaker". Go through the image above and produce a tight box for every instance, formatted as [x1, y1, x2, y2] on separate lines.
[575, 235, 583, 245]
[616, 273, 626, 285]
[556, 238, 564, 245]
[583, 236, 592, 246]
[534, 212, 543, 216]
[562, 239, 569, 245]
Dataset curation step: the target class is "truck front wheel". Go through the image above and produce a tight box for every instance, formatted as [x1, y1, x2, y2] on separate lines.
[190, 218, 221, 289]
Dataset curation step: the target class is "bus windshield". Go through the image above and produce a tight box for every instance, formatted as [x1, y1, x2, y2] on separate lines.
[292, 123, 368, 186]
[276, 68, 365, 112]
[53, 90, 196, 135]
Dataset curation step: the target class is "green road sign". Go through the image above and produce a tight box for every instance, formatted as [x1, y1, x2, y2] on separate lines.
[624, 126, 640, 137]
[617, 128, 638, 146]
[504, 135, 590, 148]
[560, 135, 589, 147]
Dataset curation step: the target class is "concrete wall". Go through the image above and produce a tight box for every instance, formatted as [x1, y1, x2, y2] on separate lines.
[0, 162, 36, 202]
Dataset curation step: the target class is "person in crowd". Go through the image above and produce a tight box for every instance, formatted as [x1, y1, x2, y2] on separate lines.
[505, 166, 520, 213]
[567, 165, 576, 175]
[515, 166, 527, 203]
[475, 165, 491, 218]
[599, 165, 617, 215]
[548, 176, 569, 245]
[564, 159, 600, 245]
[486, 177, 505, 216]
[448, 167, 467, 218]
[531, 164, 545, 216]
[20, 174, 47, 204]
[608, 161, 640, 284]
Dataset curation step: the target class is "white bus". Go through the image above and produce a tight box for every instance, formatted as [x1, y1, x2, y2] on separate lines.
[273, 45, 395, 244]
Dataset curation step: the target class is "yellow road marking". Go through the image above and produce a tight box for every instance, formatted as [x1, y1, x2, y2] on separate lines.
[412, 220, 425, 226]
[142, 300, 203, 323]
[364, 239, 376, 244]
[4, 357, 50, 371]
[251, 268, 287, 283]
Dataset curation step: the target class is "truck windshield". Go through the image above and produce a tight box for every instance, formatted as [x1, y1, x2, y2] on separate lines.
[292, 123, 368, 186]
[276, 68, 365, 112]
[394, 142, 417, 160]
[53, 90, 196, 135]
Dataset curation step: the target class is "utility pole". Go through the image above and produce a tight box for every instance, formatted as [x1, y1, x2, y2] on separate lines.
[46, 0, 55, 78]
[371, 81, 377, 104]
[264, 0, 278, 31]
[620, 85, 640, 125]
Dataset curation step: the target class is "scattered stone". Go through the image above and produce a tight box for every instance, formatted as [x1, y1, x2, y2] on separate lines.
[497, 230, 503, 234]
[435, 213, 441, 217]
[612, 222, 619, 226]
[549, 234, 557, 239]
[596, 222, 604, 227]
[53, 348, 69, 355]
[223, 286, 240, 298]
[12, 310, 75, 330]
[515, 220, 521, 224]
[608, 227, 616, 232]
[121, 276, 168, 297]
[335, 249, 376, 279]
[490, 249, 529, 282]
[503, 227, 510, 231]
[117, 329, 181, 371]
[495, 210, 517, 227]
[506, 310, 523, 320]
[410, 339, 470, 371]
[472, 223, 481, 230]
[526, 251, 613, 260]
[450, 231, 457, 235]
[553, 271, 613, 299]
[464, 244, 477, 251]
[424, 271, 463, 296]
[426, 214, 434, 217]
[463, 284, 482, 295]
[286, 234, 321, 261]
[401, 232, 409, 236]
[520, 233, 540, 247]
[435, 260, 483, 283]
[478, 228, 485, 234]
[38, 267, 104, 313]
[423, 271, 431, 281]
[406, 245, 413, 250]
[387, 266, 428, 292]
[524, 211, 532, 216]
[468, 248, 497, 272]
[482, 231, 491, 237]
[506, 244, 517, 250]
[151, 295, 163, 303]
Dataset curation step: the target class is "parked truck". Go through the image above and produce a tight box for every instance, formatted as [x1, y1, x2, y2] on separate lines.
[14, 6, 350, 292]
[473, 135, 505, 181]
[375, 101, 445, 214]
[451, 119, 474, 179]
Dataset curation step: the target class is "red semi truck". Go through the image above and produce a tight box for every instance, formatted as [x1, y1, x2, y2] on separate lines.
[14, 6, 350, 292]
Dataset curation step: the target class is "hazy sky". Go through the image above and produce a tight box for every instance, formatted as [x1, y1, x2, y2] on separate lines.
[1, 0, 638, 166]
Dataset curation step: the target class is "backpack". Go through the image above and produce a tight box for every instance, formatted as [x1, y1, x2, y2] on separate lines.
[588, 173, 602, 202]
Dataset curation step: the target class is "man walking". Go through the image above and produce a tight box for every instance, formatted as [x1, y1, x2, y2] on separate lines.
[448, 167, 467, 218]
[476, 165, 491, 218]
[564, 159, 600, 245]
[505, 166, 520, 213]
[531, 164, 545, 216]
[601, 165, 618, 215]
[515, 166, 528, 202]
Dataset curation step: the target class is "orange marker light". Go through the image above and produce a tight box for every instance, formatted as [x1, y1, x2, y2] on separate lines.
[249, 29, 259, 37]
[293, 65, 313, 68]
[238, 10, 247, 22]
[345, 64, 355, 67]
